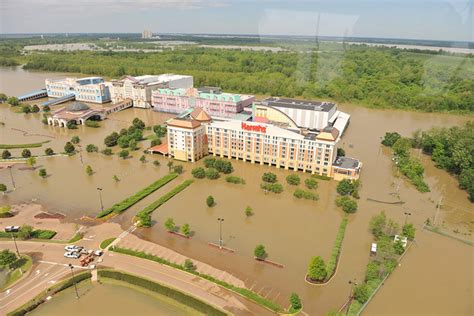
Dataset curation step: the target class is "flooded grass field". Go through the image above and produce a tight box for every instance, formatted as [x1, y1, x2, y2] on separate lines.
[1, 66, 472, 315]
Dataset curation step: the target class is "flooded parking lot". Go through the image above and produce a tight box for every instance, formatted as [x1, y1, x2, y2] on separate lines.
[1, 66, 472, 315]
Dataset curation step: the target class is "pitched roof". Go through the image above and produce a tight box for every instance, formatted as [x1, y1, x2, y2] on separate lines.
[167, 118, 201, 129]
[190, 107, 212, 122]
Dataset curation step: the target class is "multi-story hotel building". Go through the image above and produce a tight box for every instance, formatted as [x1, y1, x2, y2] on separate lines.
[166, 108, 211, 162]
[110, 74, 193, 108]
[164, 108, 361, 180]
[45, 77, 111, 103]
[152, 87, 254, 118]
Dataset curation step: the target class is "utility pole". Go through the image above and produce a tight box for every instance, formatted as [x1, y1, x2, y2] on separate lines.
[404, 211, 412, 226]
[433, 196, 443, 226]
[346, 280, 358, 315]
[97, 187, 104, 213]
[68, 264, 79, 299]
[217, 218, 224, 249]
[8, 166, 16, 190]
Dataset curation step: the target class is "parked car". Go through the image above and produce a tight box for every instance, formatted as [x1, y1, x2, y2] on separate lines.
[94, 250, 103, 257]
[5, 226, 20, 233]
[64, 245, 83, 252]
[64, 252, 81, 259]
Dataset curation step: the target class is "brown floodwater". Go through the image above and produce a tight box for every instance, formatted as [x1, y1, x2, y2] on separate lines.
[30, 281, 200, 316]
[1, 66, 472, 315]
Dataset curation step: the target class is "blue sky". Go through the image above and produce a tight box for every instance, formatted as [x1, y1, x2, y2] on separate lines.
[0, 0, 472, 41]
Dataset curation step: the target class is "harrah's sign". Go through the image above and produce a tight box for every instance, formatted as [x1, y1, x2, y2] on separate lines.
[241, 122, 267, 133]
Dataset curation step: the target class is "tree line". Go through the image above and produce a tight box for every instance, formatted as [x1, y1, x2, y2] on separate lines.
[12, 45, 473, 113]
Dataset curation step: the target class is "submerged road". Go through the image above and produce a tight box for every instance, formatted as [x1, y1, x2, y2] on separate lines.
[0, 241, 273, 315]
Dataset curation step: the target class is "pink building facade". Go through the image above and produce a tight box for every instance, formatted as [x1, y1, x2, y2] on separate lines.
[152, 87, 255, 118]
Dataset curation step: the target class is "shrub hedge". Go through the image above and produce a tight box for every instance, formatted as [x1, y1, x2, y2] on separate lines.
[293, 189, 319, 200]
[96, 173, 178, 218]
[110, 247, 282, 312]
[136, 180, 193, 220]
[98, 270, 227, 316]
[8, 272, 92, 316]
[225, 176, 245, 184]
[325, 216, 349, 279]
[0, 229, 56, 240]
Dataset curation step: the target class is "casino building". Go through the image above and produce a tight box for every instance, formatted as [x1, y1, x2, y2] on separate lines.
[165, 108, 362, 180]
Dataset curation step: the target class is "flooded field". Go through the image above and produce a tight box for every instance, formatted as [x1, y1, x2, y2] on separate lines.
[1, 66, 473, 315]
[30, 282, 198, 316]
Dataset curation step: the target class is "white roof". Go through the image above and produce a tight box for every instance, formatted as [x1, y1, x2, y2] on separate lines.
[129, 74, 192, 86]
[333, 111, 350, 136]
[208, 119, 306, 140]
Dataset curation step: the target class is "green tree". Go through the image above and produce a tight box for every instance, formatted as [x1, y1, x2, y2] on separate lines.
[254, 244, 267, 260]
[304, 178, 318, 189]
[132, 117, 145, 130]
[167, 160, 174, 172]
[137, 212, 151, 227]
[245, 206, 253, 217]
[286, 174, 300, 185]
[392, 137, 412, 158]
[43, 105, 51, 112]
[183, 258, 196, 271]
[0, 183, 7, 195]
[18, 225, 33, 240]
[150, 138, 162, 147]
[128, 139, 138, 150]
[205, 168, 220, 179]
[86, 144, 98, 153]
[38, 168, 47, 178]
[119, 150, 129, 159]
[44, 148, 54, 156]
[7, 97, 19, 106]
[206, 195, 215, 207]
[22, 105, 31, 114]
[104, 132, 119, 147]
[365, 261, 381, 282]
[337, 148, 346, 157]
[85, 165, 93, 176]
[139, 155, 146, 163]
[203, 157, 216, 168]
[262, 172, 277, 183]
[394, 240, 405, 255]
[307, 256, 327, 281]
[181, 223, 190, 237]
[113, 175, 120, 182]
[173, 165, 183, 174]
[0, 93, 7, 102]
[369, 211, 387, 239]
[102, 148, 113, 155]
[335, 196, 358, 213]
[26, 156, 36, 169]
[289, 293, 302, 311]
[117, 135, 130, 148]
[336, 179, 355, 195]
[153, 160, 160, 167]
[0, 249, 17, 267]
[191, 167, 205, 179]
[31, 104, 40, 113]
[66, 121, 77, 129]
[354, 284, 370, 304]
[402, 223, 416, 240]
[21, 149, 31, 158]
[64, 142, 75, 154]
[164, 217, 176, 232]
[2, 150, 11, 159]
[381, 132, 401, 147]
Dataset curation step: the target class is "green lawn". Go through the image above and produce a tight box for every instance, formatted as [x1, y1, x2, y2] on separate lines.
[0, 255, 32, 290]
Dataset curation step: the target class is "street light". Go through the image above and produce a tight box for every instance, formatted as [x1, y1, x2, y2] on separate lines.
[68, 263, 79, 299]
[346, 279, 358, 316]
[8, 166, 16, 191]
[97, 187, 104, 213]
[404, 211, 412, 225]
[217, 218, 224, 249]
[4, 227, 20, 257]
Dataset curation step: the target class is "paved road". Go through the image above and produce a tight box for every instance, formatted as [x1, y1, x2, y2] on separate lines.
[0, 241, 273, 315]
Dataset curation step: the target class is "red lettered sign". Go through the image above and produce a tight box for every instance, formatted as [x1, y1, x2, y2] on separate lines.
[241, 122, 267, 133]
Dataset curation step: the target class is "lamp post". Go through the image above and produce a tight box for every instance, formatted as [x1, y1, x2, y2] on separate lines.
[404, 211, 412, 226]
[4, 227, 20, 257]
[346, 279, 358, 316]
[217, 218, 224, 249]
[8, 166, 16, 191]
[68, 263, 79, 299]
[97, 187, 104, 213]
